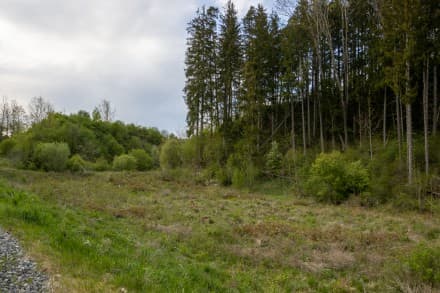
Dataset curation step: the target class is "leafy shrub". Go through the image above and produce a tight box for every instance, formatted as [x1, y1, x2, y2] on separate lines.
[203, 134, 223, 166]
[67, 154, 88, 173]
[33, 142, 70, 172]
[265, 141, 283, 176]
[304, 151, 369, 203]
[160, 139, 182, 169]
[181, 137, 199, 168]
[112, 154, 137, 171]
[129, 149, 153, 171]
[216, 167, 231, 186]
[226, 153, 258, 188]
[150, 146, 160, 168]
[402, 245, 440, 288]
[0, 138, 16, 156]
[92, 156, 110, 171]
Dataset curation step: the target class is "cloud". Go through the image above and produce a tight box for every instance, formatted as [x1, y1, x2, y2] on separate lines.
[0, 0, 273, 133]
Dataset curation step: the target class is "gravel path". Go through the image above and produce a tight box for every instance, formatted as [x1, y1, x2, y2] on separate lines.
[0, 227, 48, 292]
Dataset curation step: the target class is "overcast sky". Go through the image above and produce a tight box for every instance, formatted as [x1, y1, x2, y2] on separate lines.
[0, 0, 274, 134]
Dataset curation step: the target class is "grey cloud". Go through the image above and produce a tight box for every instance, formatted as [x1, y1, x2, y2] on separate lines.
[0, 0, 272, 134]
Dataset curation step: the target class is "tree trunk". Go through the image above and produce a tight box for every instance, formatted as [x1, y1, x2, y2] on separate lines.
[383, 87, 387, 146]
[368, 96, 373, 160]
[291, 93, 296, 152]
[423, 59, 429, 176]
[358, 102, 362, 147]
[396, 95, 402, 161]
[433, 65, 438, 136]
[406, 103, 413, 184]
[301, 93, 307, 156]
[319, 99, 324, 153]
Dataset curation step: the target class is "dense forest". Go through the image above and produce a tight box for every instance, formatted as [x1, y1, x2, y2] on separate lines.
[182, 0, 439, 203]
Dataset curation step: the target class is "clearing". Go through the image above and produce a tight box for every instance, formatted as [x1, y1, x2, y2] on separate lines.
[0, 168, 438, 292]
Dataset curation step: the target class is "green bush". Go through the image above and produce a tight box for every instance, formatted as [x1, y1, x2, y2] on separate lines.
[92, 156, 110, 171]
[181, 137, 199, 168]
[112, 154, 137, 171]
[33, 142, 71, 172]
[0, 138, 16, 156]
[67, 154, 88, 173]
[304, 151, 369, 203]
[160, 139, 182, 170]
[226, 153, 258, 188]
[129, 149, 153, 171]
[403, 245, 440, 288]
[265, 141, 283, 176]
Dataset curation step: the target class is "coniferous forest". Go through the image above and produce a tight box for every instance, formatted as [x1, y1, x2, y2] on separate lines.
[183, 0, 439, 203]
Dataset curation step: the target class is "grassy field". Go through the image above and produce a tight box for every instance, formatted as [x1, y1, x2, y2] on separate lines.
[0, 167, 439, 292]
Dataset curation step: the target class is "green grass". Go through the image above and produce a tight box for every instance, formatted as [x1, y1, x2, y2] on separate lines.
[0, 167, 439, 292]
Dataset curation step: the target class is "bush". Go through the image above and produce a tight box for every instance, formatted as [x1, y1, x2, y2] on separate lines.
[0, 138, 16, 156]
[67, 154, 88, 173]
[112, 154, 137, 171]
[92, 156, 110, 171]
[181, 137, 199, 168]
[129, 149, 153, 171]
[402, 245, 440, 288]
[33, 142, 70, 172]
[226, 153, 258, 188]
[265, 141, 283, 176]
[160, 139, 182, 169]
[304, 151, 369, 203]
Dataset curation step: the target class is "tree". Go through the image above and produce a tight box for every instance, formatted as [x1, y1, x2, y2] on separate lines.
[9, 100, 27, 135]
[96, 99, 115, 122]
[218, 1, 242, 159]
[28, 96, 54, 125]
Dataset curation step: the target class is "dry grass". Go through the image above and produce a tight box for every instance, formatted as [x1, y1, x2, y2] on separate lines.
[0, 168, 439, 292]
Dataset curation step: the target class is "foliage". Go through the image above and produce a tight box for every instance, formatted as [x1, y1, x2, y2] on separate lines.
[33, 142, 70, 172]
[265, 141, 283, 176]
[400, 245, 440, 288]
[181, 137, 199, 168]
[92, 157, 110, 171]
[160, 139, 182, 170]
[304, 152, 369, 203]
[129, 149, 153, 171]
[226, 150, 259, 188]
[112, 154, 137, 171]
[0, 111, 163, 167]
[67, 154, 88, 173]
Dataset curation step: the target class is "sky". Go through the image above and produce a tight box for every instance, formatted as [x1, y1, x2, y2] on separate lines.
[0, 0, 274, 134]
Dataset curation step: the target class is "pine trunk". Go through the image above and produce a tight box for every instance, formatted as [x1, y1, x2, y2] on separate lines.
[406, 103, 413, 184]
[301, 93, 307, 156]
[383, 87, 387, 146]
[433, 65, 438, 136]
[396, 95, 402, 161]
[423, 59, 429, 176]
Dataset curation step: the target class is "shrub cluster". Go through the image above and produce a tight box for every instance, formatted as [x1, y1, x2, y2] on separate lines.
[33, 142, 71, 172]
[304, 151, 369, 203]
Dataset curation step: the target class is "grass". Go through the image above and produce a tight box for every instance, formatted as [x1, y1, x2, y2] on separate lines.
[0, 167, 439, 292]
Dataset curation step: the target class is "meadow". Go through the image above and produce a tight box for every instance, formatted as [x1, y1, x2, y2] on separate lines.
[0, 167, 439, 292]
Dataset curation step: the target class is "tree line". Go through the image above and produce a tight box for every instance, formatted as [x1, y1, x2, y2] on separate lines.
[0, 97, 163, 171]
[184, 0, 439, 184]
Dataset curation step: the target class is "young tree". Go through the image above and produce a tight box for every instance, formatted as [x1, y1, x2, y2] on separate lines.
[28, 96, 54, 125]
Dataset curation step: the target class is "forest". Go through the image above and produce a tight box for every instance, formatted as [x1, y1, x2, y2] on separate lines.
[182, 0, 439, 205]
[0, 97, 163, 172]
